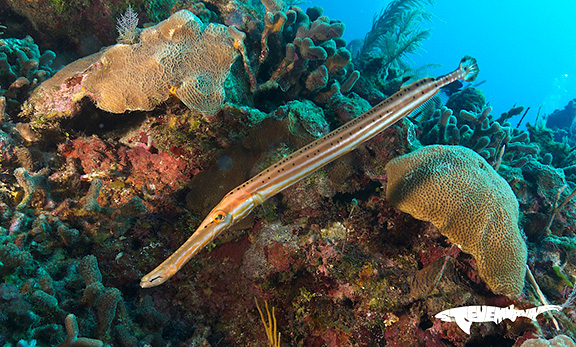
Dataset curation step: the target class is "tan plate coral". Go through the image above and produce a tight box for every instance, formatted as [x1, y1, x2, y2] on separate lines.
[385, 145, 527, 297]
[23, 10, 238, 122]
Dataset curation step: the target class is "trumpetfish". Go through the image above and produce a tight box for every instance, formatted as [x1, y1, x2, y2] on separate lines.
[140, 56, 479, 288]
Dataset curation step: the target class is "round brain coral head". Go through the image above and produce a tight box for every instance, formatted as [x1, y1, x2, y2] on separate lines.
[385, 145, 527, 297]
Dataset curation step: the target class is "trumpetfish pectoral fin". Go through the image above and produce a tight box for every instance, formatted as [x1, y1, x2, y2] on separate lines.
[140, 56, 479, 288]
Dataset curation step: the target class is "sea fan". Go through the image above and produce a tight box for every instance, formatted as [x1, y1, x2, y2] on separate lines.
[357, 0, 433, 72]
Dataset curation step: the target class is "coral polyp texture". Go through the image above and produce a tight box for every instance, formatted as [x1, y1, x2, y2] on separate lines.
[385, 145, 527, 297]
[26, 10, 238, 118]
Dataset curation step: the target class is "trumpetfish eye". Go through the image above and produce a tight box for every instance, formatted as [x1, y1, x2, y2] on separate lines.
[213, 211, 227, 223]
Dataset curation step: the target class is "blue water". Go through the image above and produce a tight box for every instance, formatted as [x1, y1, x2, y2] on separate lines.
[306, 0, 576, 126]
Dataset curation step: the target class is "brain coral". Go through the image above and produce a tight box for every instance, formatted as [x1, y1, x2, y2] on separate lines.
[385, 145, 527, 297]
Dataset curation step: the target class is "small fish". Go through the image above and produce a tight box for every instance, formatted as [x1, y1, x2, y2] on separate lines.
[435, 304, 562, 334]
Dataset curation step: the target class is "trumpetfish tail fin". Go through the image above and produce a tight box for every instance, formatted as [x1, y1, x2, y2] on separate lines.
[459, 55, 479, 82]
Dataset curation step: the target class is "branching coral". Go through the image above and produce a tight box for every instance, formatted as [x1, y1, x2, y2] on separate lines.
[116, 5, 140, 45]
[255, 298, 281, 347]
[78, 255, 129, 340]
[233, 4, 360, 103]
[55, 314, 103, 347]
[82, 178, 103, 213]
[356, 0, 433, 73]
[420, 105, 542, 168]
[0, 36, 56, 113]
[14, 167, 47, 210]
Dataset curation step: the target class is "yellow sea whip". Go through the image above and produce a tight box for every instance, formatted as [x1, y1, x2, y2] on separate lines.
[140, 56, 479, 288]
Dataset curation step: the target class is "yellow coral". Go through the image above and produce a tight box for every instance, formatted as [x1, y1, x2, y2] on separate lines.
[385, 145, 527, 297]
[255, 298, 281, 347]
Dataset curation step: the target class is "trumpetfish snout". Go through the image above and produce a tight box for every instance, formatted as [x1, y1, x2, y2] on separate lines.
[140, 56, 479, 288]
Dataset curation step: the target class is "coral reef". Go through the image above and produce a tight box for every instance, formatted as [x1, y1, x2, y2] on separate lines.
[229, 3, 361, 109]
[2, 0, 179, 52]
[445, 86, 487, 116]
[520, 334, 576, 347]
[0, 1, 574, 346]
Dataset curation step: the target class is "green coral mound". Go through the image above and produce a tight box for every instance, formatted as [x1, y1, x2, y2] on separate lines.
[385, 145, 527, 297]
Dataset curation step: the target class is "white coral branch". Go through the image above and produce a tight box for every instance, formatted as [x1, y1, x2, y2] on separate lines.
[116, 5, 139, 44]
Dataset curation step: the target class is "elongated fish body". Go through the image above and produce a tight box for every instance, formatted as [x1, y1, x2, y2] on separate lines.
[435, 304, 562, 334]
[140, 56, 479, 288]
